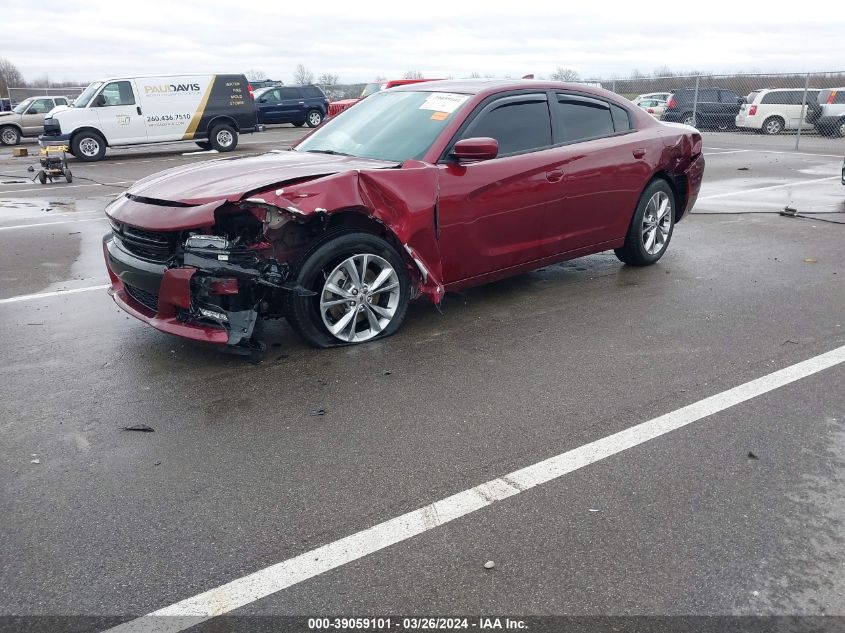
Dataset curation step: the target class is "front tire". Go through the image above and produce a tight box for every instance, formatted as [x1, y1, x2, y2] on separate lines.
[836, 118, 845, 138]
[292, 121, 305, 128]
[71, 131, 106, 161]
[209, 124, 238, 152]
[305, 109, 323, 128]
[1, 125, 20, 146]
[195, 141, 212, 150]
[614, 179, 675, 267]
[285, 231, 410, 347]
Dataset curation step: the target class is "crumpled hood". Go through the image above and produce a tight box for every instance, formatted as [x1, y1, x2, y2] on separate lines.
[127, 150, 397, 205]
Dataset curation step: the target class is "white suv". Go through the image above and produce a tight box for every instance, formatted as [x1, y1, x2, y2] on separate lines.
[806, 88, 845, 137]
[735, 88, 819, 135]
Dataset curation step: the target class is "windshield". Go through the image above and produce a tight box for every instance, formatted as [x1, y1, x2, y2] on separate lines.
[13, 98, 34, 114]
[360, 83, 384, 98]
[74, 82, 103, 108]
[295, 90, 471, 163]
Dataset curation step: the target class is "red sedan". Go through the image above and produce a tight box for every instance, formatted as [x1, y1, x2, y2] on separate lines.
[103, 80, 704, 352]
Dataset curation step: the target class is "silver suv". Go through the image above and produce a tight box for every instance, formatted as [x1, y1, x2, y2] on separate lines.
[805, 88, 845, 137]
[0, 96, 70, 146]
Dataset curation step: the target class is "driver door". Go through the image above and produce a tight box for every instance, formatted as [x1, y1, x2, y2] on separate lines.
[437, 92, 565, 283]
[93, 80, 147, 145]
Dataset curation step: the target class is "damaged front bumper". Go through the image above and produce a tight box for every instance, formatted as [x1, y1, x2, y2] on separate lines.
[103, 231, 288, 347]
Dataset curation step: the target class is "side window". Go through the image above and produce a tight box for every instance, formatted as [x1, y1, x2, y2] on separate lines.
[99, 81, 135, 106]
[462, 96, 552, 156]
[54, 98, 67, 106]
[27, 98, 54, 114]
[280, 87, 301, 100]
[718, 90, 739, 104]
[301, 86, 324, 99]
[261, 90, 280, 102]
[555, 94, 615, 142]
[699, 89, 718, 102]
[833, 90, 845, 104]
[610, 104, 632, 132]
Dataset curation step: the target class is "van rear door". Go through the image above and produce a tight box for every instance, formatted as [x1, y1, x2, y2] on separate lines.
[94, 80, 147, 145]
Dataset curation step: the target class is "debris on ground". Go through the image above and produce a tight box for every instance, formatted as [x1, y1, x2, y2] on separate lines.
[804, 258, 818, 264]
[588, 508, 601, 512]
[30, 458, 40, 464]
[383, 370, 393, 376]
[309, 409, 326, 416]
[747, 451, 759, 460]
[737, 167, 750, 171]
[123, 424, 155, 432]
[483, 560, 495, 570]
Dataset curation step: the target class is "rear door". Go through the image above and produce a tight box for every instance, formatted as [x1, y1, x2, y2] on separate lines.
[541, 94, 648, 254]
[278, 87, 304, 123]
[93, 80, 147, 144]
[20, 98, 55, 135]
[437, 92, 559, 282]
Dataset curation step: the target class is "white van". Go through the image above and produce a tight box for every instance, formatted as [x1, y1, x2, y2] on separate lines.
[735, 88, 820, 135]
[41, 74, 258, 161]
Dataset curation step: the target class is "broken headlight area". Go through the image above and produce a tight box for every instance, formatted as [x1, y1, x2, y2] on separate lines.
[176, 234, 290, 346]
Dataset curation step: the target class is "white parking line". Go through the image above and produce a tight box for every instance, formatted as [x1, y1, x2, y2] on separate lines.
[0, 217, 107, 231]
[0, 284, 109, 305]
[699, 176, 841, 200]
[704, 147, 845, 159]
[704, 150, 749, 155]
[102, 343, 845, 633]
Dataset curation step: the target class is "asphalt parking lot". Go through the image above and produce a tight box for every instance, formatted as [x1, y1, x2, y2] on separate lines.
[1, 129, 844, 632]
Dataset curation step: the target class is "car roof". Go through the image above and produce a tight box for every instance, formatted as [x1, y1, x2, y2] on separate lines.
[389, 78, 618, 100]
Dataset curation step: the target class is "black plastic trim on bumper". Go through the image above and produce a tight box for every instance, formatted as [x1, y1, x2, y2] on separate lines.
[104, 235, 167, 294]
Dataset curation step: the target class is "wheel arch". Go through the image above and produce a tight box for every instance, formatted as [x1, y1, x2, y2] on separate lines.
[0, 122, 24, 134]
[70, 126, 110, 147]
[648, 171, 687, 222]
[206, 115, 239, 134]
[301, 207, 426, 293]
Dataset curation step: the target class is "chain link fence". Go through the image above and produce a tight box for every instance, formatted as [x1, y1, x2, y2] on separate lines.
[582, 71, 845, 148]
[6, 86, 86, 106]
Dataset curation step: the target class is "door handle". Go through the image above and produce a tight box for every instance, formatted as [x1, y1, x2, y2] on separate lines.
[136, 106, 142, 116]
[632, 148, 645, 159]
[546, 169, 564, 183]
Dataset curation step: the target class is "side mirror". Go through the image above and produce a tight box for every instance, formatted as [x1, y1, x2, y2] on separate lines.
[258, 98, 267, 103]
[452, 137, 498, 162]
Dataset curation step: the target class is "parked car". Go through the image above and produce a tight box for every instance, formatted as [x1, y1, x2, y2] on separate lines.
[662, 87, 743, 129]
[328, 78, 444, 117]
[102, 80, 704, 352]
[254, 85, 329, 128]
[0, 95, 71, 145]
[735, 88, 819, 134]
[633, 92, 671, 106]
[805, 88, 845, 137]
[41, 74, 258, 161]
[637, 98, 666, 119]
[0, 98, 12, 112]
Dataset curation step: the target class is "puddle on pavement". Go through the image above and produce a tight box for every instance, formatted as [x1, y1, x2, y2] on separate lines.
[0, 197, 110, 221]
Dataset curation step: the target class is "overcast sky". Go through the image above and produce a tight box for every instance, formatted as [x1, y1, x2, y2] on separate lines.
[4, 0, 844, 85]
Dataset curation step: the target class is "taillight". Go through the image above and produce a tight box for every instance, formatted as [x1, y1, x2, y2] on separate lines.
[247, 84, 254, 100]
[667, 96, 676, 109]
[748, 105, 757, 116]
[828, 90, 837, 104]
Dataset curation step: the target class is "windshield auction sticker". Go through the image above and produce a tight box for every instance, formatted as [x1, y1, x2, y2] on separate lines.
[419, 93, 469, 113]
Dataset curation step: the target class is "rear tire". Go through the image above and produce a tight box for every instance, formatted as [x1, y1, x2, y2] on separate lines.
[1, 125, 20, 146]
[71, 131, 106, 161]
[209, 124, 238, 152]
[836, 118, 845, 138]
[305, 109, 323, 128]
[681, 112, 696, 127]
[761, 116, 784, 135]
[64, 168, 73, 183]
[285, 231, 410, 347]
[614, 179, 675, 267]
[292, 122, 305, 127]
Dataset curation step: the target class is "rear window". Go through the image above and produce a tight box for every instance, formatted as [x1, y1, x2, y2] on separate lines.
[555, 94, 615, 142]
[301, 86, 325, 99]
[834, 90, 845, 104]
[719, 90, 739, 104]
[55, 98, 68, 106]
[746, 91, 761, 104]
